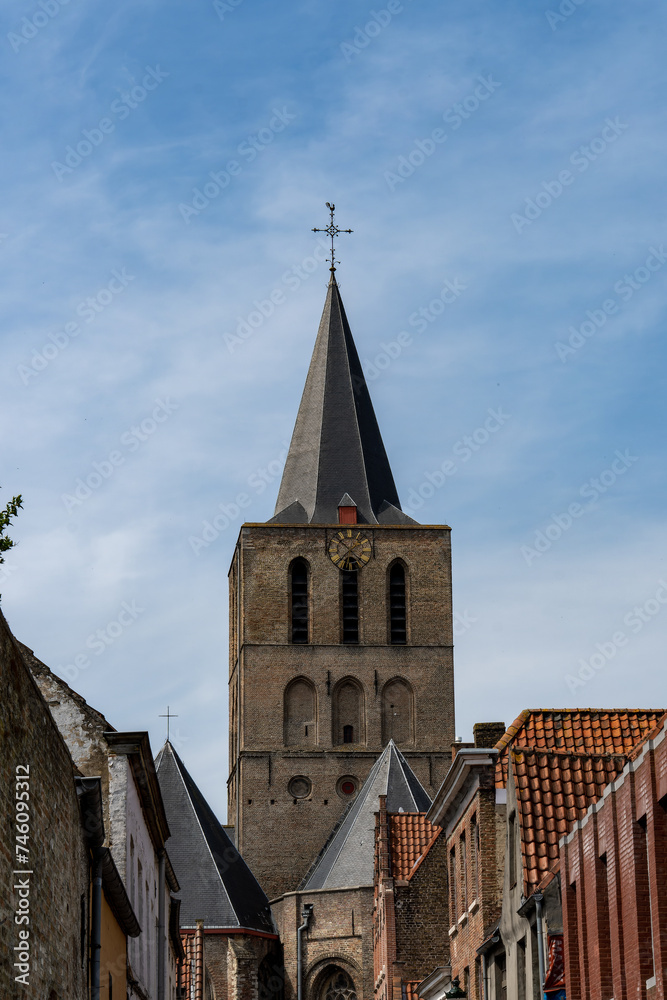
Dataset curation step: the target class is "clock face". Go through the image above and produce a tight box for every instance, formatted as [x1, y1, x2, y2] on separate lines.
[328, 529, 372, 571]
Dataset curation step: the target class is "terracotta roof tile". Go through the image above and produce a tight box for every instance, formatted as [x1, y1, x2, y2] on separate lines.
[388, 813, 440, 880]
[512, 748, 627, 893]
[495, 709, 665, 787]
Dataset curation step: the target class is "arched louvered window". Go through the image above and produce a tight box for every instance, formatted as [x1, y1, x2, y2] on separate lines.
[290, 559, 309, 643]
[388, 562, 407, 644]
[341, 570, 359, 644]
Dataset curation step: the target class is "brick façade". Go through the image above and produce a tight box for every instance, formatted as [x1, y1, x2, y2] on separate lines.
[229, 522, 455, 900]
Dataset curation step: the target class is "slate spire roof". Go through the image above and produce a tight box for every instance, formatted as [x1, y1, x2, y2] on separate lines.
[155, 741, 273, 932]
[300, 741, 431, 891]
[271, 273, 417, 525]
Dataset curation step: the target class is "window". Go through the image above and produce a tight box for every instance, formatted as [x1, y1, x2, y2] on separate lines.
[517, 938, 526, 1000]
[471, 813, 479, 896]
[508, 812, 517, 888]
[381, 678, 414, 745]
[460, 833, 468, 910]
[333, 679, 364, 745]
[388, 563, 407, 643]
[341, 571, 359, 643]
[450, 846, 457, 918]
[321, 969, 357, 1000]
[638, 816, 656, 983]
[284, 678, 316, 746]
[290, 559, 309, 643]
[137, 860, 143, 924]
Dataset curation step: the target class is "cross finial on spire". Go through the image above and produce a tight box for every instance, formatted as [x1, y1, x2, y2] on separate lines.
[312, 202, 353, 273]
[159, 706, 179, 741]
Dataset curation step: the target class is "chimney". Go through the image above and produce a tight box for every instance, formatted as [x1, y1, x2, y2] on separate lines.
[473, 722, 506, 748]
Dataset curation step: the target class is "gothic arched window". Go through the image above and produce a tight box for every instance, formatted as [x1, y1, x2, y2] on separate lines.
[388, 562, 407, 644]
[381, 677, 414, 745]
[290, 559, 309, 643]
[333, 678, 364, 745]
[284, 678, 316, 746]
[321, 970, 357, 1000]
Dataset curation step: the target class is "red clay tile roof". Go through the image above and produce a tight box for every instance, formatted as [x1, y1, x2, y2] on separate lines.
[495, 709, 665, 787]
[512, 748, 627, 892]
[388, 813, 440, 880]
[627, 711, 667, 761]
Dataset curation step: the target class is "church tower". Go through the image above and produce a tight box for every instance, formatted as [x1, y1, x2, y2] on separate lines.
[228, 256, 455, 900]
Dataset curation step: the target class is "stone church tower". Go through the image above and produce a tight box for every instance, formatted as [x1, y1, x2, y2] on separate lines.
[228, 267, 455, 900]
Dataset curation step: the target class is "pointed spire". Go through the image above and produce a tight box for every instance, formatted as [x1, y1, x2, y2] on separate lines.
[272, 275, 417, 525]
[300, 741, 431, 890]
[155, 741, 273, 932]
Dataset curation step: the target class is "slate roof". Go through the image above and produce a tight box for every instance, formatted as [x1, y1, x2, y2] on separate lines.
[388, 813, 440, 880]
[155, 741, 274, 932]
[511, 747, 627, 893]
[495, 708, 665, 787]
[271, 274, 417, 525]
[301, 741, 431, 890]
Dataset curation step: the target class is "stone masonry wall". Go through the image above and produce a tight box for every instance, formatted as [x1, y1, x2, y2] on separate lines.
[0, 611, 88, 1000]
[230, 523, 455, 898]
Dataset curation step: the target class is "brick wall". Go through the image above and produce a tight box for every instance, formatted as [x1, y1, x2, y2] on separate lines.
[394, 832, 449, 979]
[273, 886, 375, 1000]
[561, 720, 667, 1000]
[0, 610, 88, 999]
[445, 771, 502, 999]
[229, 522, 455, 898]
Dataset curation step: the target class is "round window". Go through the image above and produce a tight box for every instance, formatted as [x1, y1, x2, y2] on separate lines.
[288, 776, 312, 799]
[336, 776, 358, 799]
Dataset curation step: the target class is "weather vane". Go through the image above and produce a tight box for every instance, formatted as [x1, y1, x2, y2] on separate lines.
[312, 202, 353, 272]
[159, 706, 179, 741]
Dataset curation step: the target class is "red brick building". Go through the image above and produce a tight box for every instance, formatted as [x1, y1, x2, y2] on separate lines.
[560, 712, 667, 1000]
[373, 796, 448, 1000]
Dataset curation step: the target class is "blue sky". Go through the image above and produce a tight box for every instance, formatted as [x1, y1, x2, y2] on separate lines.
[1, 0, 666, 819]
